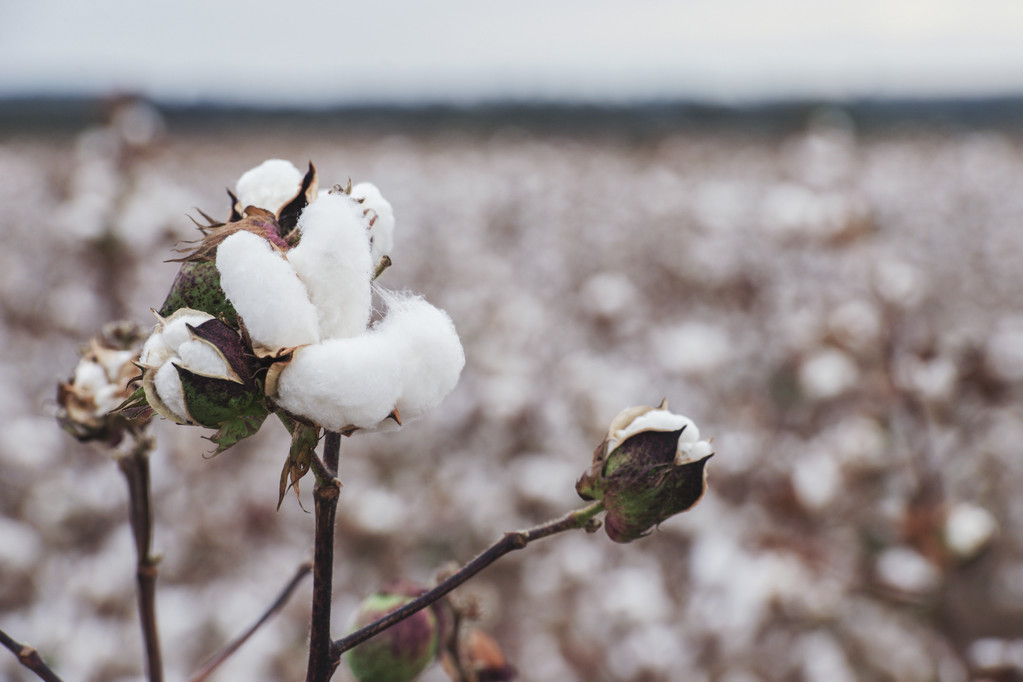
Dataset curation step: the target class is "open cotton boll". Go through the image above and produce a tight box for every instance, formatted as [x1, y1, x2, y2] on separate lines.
[235, 159, 303, 213]
[352, 182, 395, 264]
[216, 230, 320, 351]
[374, 293, 465, 424]
[288, 193, 373, 339]
[275, 335, 404, 431]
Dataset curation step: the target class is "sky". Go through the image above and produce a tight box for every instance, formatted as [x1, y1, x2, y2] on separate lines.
[2, 0, 1023, 105]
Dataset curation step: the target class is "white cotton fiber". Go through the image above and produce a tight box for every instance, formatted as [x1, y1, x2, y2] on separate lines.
[154, 362, 187, 423]
[374, 293, 465, 423]
[73, 361, 108, 395]
[288, 193, 373, 339]
[215, 231, 320, 350]
[351, 182, 395, 265]
[176, 339, 230, 379]
[235, 159, 302, 213]
[159, 313, 216, 353]
[275, 336, 403, 431]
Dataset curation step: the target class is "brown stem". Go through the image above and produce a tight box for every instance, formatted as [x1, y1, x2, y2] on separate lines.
[0, 629, 64, 682]
[306, 434, 342, 682]
[329, 502, 605, 665]
[189, 562, 313, 682]
[118, 439, 163, 682]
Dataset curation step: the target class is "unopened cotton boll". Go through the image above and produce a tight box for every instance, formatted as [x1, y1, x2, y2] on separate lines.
[275, 335, 404, 431]
[287, 193, 373, 339]
[352, 182, 395, 265]
[235, 159, 303, 213]
[374, 294, 465, 424]
[215, 230, 320, 351]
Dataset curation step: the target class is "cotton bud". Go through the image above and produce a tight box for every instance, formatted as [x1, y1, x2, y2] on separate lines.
[347, 581, 440, 682]
[577, 400, 712, 543]
[57, 321, 150, 444]
[139, 308, 264, 428]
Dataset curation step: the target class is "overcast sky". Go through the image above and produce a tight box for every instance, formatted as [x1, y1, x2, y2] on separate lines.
[3, 0, 1023, 105]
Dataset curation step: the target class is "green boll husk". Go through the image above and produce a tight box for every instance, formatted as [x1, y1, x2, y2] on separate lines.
[578, 429, 711, 543]
[158, 260, 238, 326]
[347, 584, 440, 682]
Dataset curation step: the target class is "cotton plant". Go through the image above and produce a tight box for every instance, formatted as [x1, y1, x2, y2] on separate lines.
[128, 160, 464, 492]
[16, 159, 716, 682]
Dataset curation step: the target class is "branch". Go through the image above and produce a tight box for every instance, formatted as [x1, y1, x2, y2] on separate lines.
[117, 439, 163, 682]
[330, 502, 605, 664]
[0, 629, 63, 682]
[306, 433, 342, 682]
[188, 562, 313, 682]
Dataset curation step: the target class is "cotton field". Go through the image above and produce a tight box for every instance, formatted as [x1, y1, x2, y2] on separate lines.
[2, 102, 1022, 681]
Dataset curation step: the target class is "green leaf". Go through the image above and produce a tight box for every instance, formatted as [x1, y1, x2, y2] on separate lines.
[207, 401, 269, 455]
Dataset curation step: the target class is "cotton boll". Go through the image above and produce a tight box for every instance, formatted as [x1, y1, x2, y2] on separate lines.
[352, 182, 395, 264]
[375, 293, 465, 423]
[288, 193, 373, 339]
[216, 231, 320, 350]
[275, 336, 403, 431]
[235, 159, 302, 213]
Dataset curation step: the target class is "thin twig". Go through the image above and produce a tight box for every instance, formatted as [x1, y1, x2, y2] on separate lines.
[0, 629, 64, 682]
[188, 562, 313, 682]
[306, 433, 343, 682]
[329, 502, 605, 665]
[118, 439, 163, 682]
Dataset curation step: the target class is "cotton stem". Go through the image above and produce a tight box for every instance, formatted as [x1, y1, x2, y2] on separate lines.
[306, 434, 342, 682]
[118, 438, 163, 682]
[329, 502, 605, 664]
[0, 629, 63, 682]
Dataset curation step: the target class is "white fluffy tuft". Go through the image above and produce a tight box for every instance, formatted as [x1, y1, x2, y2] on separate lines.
[374, 293, 465, 424]
[216, 230, 320, 350]
[154, 362, 187, 422]
[235, 159, 302, 213]
[288, 193, 373, 339]
[176, 339, 230, 378]
[352, 182, 395, 265]
[275, 336, 403, 431]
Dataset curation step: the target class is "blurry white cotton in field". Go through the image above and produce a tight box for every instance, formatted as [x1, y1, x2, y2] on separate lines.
[874, 259, 926, 309]
[875, 546, 941, 595]
[945, 503, 997, 559]
[799, 348, 859, 400]
[653, 321, 731, 376]
[580, 271, 640, 321]
[985, 317, 1023, 382]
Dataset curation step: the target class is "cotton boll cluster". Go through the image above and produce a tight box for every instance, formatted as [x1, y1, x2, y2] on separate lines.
[210, 161, 464, 433]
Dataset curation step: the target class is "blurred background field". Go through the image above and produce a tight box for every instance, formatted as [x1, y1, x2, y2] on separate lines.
[2, 98, 1023, 681]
